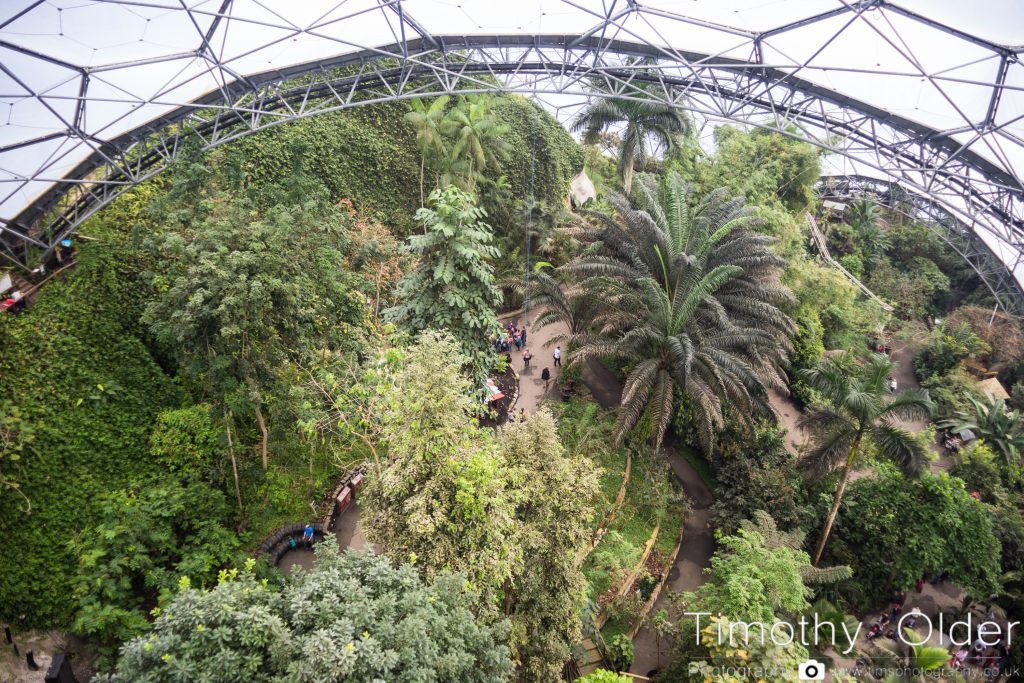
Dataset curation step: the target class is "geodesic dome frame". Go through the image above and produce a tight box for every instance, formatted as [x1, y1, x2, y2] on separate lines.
[2, 1, 1023, 311]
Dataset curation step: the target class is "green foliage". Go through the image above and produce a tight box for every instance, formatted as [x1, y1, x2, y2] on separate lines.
[846, 197, 890, 272]
[71, 478, 239, 652]
[698, 125, 822, 215]
[823, 466, 1002, 607]
[837, 253, 864, 279]
[361, 332, 517, 612]
[789, 309, 826, 406]
[226, 103, 422, 231]
[0, 234, 181, 629]
[867, 258, 950, 318]
[576, 669, 632, 683]
[683, 526, 813, 623]
[709, 419, 808, 535]
[148, 405, 222, 481]
[145, 184, 367, 414]
[919, 366, 983, 419]
[664, 615, 810, 682]
[607, 633, 635, 672]
[97, 547, 514, 683]
[568, 173, 794, 452]
[798, 353, 934, 563]
[939, 392, 1024, 467]
[785, 258, 885, 350]
[950, 440, 1004, 503]
[446, 96, 512, 192]
[385, 186, 502, 382]
[0, 400, 35, 513]
[488, 95, 586, 205]
[499, 409, 599, 681]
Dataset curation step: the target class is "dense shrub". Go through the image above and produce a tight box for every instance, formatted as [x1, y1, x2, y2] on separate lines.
[820, 465, 1001, 608]
[789, 310, 826, 406]
[709, 419, 808, 535]
[97, 547, 514, 683]
[914, 322, 990, 381]
[71, 478, 240, 653]
[148, 404, 223, 482]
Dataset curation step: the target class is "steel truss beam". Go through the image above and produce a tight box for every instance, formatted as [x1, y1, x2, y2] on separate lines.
[817, 175, 1023, 315]
[0, 33, 1022, 316]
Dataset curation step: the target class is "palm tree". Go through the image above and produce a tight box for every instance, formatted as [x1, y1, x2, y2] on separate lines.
[570, 97, 689, 193]
[404, 96, 451, 205]
[447, 96, 511, 192]
[798, 353, 933, 565]
[566, 172, 794, 452]
[516, 264, 595, 346]
[846, 196, 890, 268]
[939, 392, 1024, 466]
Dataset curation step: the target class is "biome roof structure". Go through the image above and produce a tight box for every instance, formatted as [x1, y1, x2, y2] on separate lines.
[2, 0, 1023, 308]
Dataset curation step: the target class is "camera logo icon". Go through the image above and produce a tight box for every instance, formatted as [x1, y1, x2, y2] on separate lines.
[798, 659, 825, 680]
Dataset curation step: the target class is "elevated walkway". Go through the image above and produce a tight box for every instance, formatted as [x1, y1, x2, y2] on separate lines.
[804, 213, 894, 313]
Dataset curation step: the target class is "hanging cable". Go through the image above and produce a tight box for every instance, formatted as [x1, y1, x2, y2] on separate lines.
[524, 122, 538, 316]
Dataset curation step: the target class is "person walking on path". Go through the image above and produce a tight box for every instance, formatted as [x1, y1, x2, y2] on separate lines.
[553, 346, 561, 367]
[520, 326, 527, 345]
[541, 367, 551, 391]
[522, 348, 532, 369]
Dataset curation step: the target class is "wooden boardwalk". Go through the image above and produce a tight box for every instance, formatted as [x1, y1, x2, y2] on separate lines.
[805, 213, 894, 313]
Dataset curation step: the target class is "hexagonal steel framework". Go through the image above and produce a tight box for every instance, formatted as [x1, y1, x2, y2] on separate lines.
[1, 1, 1023, 311]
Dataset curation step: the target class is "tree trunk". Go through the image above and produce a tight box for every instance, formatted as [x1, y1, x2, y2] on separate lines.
[253, 401, 269, 470]
[622, 157, 635, 195]
[225, 413, 246, 533]
[813, 440, 860, 566]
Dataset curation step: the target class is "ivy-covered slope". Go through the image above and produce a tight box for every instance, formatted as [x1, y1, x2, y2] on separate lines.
[0, 235, 182, 628]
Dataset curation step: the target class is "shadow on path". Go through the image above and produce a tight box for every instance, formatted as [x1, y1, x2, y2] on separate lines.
[277, 500, 370, 575]
[556, 336, 717, 679]
[630, 448, 716, 677]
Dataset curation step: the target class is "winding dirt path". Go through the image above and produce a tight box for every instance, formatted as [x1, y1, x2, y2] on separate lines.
[507, 308, 719, 678]
[629, 449, 716, 677]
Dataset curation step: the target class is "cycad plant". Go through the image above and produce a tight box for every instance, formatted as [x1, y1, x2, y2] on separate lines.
[566, 172, 794, 452]
[798, 353, 933, 565]
[939, 392, 1024, 467]
[570, 97, 689, 193]
[517, 264, 595, 346]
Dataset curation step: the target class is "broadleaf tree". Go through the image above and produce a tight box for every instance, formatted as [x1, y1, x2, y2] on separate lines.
[361, 331, 518, 614]
[144, 184, 366, 469]
[97, 546, 514, 683]
[498, 408, 600, 680]
[384, 186, 502, 383]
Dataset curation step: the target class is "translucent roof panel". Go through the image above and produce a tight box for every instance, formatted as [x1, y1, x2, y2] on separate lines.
[1, 0, 1022, 297]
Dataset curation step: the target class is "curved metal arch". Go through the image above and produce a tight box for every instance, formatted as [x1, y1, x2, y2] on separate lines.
[1, 33, 1023, 313]
[816, 175, 1023, 314]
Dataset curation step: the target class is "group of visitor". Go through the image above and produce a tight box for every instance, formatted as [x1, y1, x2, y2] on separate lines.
[949, 638, 1012, 679]
[287, 524, 316, 551]
[868, 337, 892, 355]
[495, 319, 563, 380]
[863, 582, 1014, 681]
[495, 322, 527, 353]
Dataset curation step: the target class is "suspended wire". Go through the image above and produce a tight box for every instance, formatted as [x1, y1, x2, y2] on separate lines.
[524, 122, 538, 315]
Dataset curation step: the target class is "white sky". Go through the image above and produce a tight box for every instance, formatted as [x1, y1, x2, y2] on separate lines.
[1, 0, 1022, 280]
